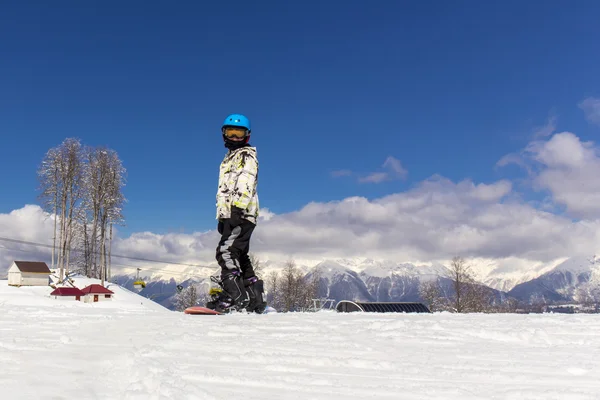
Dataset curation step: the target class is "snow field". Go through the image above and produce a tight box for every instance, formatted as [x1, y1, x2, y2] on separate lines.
[1, 280, 600, 399]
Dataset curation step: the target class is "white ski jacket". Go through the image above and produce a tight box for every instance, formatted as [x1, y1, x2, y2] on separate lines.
[216, 146, 259, 224]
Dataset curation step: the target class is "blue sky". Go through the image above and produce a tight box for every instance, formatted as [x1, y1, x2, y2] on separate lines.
[1, 0, 599, 236]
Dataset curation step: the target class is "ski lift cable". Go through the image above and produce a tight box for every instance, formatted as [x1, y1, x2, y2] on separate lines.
[0, 235, 215, 270]
[0, 244, 37, 253]
[108, 261, 213, 277]
[0, 243, 212, 278]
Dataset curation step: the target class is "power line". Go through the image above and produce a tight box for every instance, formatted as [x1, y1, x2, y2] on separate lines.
[108, 260, 218, 277]
[0, 235, 214, 270]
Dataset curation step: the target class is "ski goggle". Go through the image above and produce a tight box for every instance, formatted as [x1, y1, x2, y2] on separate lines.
[223, 126, 249, 139]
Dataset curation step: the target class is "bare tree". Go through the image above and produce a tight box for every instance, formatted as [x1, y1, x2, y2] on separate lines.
[281, 260, 300, 311]
[580, 255, 600, 312]
[497, 296, 522, 313]
[419, 278, 450, 312]
[37, 139, 126, 285]
[79, 211, 93, 277]
[100, 148, 125, 284]
[249, 252, 262, 277]
[575, 269, 600, 312]
[265, 260, 319, 312]
[448, 256, 470, 313]
[83, 146, 126, 284]
[302, 266, 322, 310]
[37, 138, 84, 280]
[174, 284, 200, 311]
[446, 256, 494, 313]
[466, 281, 495, 313]
[83, 146, 103, 279]
[108, 223, 114, 281]
[265, 270, 282, 310]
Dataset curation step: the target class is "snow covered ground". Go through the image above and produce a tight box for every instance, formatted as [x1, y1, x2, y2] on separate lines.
[1, 278, 600, 399]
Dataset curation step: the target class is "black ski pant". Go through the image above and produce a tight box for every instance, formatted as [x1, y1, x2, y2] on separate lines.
[216, 218, 256, 279]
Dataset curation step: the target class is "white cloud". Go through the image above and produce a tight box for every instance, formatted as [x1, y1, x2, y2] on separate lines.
[495, 153, 531, 173]
[3, 132, 600, 282]
[532, 115, 557, 138]
[2, 174, 599, 279]
[382, 156, 407, 176]
[258, 207, 275, 222]
[0, 205, 58, 275]
[579, 97, 600, 126]
[263, 175, 599, 264]
[358, 172, 388, 183]
[358, 156, 408, 183]
[500, 131, 600, 219]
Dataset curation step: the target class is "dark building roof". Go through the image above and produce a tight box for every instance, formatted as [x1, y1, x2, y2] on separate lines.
[336, 300, 431, 313]
[50, 287, 85, 296]
[13, 261, 51, 274]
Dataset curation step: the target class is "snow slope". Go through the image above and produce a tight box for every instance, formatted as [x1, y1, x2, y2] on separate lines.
[1, 279, 600, 399]
[0, 276, 168, 313]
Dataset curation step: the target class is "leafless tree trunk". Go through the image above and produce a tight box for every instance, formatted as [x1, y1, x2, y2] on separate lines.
[63, 155, 83, 278]
[80, 212, 91, 276]
[101, 149, 125, 283]
[52, 182, 58, 269]
[108, 223, 113, 281]
[37, 148, 61, 269]
[63, 139, 83, 280]
[57, 179, 66, 279]
[100, 211, 107, 285]
[85, 147, 104, 279]
[449, 256, 469, 312]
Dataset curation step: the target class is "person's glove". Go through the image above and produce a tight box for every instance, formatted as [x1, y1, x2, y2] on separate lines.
[230, 206, 244, 227]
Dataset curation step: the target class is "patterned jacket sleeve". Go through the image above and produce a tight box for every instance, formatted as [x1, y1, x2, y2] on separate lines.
[232, 149, 258, 210]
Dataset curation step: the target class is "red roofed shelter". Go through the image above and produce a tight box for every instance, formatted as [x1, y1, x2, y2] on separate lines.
[81, 284, 114, 303]
[50, 287, 85, 301]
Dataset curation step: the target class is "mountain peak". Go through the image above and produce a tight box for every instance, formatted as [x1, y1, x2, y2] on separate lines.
[547, 255, 600, 275]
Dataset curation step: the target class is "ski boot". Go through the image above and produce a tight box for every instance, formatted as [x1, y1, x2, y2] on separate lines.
[205, 270, 249, 313]
[244, 276, 267, 314]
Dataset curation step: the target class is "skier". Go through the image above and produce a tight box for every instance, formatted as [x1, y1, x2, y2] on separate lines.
[206, 113, 267, 314]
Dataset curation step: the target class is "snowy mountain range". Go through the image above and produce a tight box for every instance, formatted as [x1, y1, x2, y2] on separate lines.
[507, 255, 600, 304]
[112, 255, 600, 310]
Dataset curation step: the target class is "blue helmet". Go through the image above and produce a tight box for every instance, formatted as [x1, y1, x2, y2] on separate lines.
[222, 114, 251, 133]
